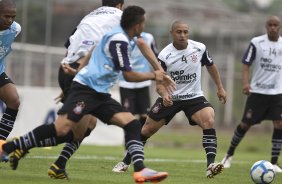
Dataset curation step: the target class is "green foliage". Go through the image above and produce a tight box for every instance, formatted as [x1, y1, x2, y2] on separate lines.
[0, 129, 281, 183]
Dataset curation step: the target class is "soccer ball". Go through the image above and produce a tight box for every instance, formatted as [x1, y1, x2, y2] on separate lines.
[250, 160, 275, 184]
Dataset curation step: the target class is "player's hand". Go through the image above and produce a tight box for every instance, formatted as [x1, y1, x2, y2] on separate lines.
[242, 84, 251, 95]
[61, 63, 77, 75]
[54, 91, 64, 104]
[163, 75, 176, 94]
[163, 95, 173, 107]
[217, 87, 227, 104]
[153, 70, 165, 81]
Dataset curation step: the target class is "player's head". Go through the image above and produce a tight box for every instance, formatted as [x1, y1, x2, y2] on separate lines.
[0, 0, 16, 31]
[102, 0, 124, 10]
[120, 5, 145, 38]
[170, 20, 189, 50]
[265, 15, 281, 41]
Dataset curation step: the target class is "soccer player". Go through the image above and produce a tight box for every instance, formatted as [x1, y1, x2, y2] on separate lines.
[113, 32, 157, 172]
[0, 0, 21, 152]
[0, 6, 173, 183]
[221, 15, 282, 173]
[112, 20, 227, 179]
[48, 0, 124, 179]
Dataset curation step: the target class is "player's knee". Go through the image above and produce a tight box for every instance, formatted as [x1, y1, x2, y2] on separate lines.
[5, 96, 20, 109]
[88, 116, 97, 130]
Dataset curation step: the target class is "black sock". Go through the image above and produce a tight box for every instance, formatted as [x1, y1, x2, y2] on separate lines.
[227, 125, 247, 156]
[54, 128, 91, 169]
[2, 124, 57, 154]
[123, 120, 145, 172]
[122, 134, 149, 165]
[271, 129, 282, 164]
[0, 108, 18, 140]
[203, 129, 217, 167]
[139, 116, 147, 127]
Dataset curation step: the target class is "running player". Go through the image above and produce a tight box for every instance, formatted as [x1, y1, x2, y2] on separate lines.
[0, 6, 173, 183]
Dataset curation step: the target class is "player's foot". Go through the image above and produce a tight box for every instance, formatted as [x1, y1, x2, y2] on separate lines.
[206, 162, 224, 179]
[133, 168, 168, 183]
[9, 148, 29, 170]
[48, 164, 69, 179]
[0, 140, 8, 162]
[221, 154, 232, 168]
[273, 164, 282, 173]
[112, 161, 130, 172]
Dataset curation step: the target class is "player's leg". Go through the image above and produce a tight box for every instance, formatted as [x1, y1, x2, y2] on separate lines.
[0, 74, 20, 141]
[115, 87, 150, 169]
[0, 114, 77, 170]
[106, 104, 168, 183]
[271, 121, 282, 173]
[222, 93, 267, 168]
[190, 104, 223, 178]
[48, 115, 97, 179]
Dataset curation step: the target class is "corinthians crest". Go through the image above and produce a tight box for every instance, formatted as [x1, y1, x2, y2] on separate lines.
[73, 101, 85, 115]
[152, 102, 162, 113]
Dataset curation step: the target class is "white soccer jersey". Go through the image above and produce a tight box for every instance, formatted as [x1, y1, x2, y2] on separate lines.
[62, 6, 122, 64]
[242, 34, 282, 95]
[158, 39, 213, 101]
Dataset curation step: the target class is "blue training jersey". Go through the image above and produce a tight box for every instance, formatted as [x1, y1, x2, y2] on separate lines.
[74, 26, 133, 93]
[0, 22, 21, 74]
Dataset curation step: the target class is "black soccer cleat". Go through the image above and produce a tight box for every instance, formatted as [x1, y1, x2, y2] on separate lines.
[9, 149, 29, 170]
[48, 164, 69, 180]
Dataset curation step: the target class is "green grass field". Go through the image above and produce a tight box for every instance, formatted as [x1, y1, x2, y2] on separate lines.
[0, 126, 281, 184]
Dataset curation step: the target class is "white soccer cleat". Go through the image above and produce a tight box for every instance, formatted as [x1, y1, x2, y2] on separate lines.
[112, 162, 130, 173]
[273, 164, 282, 173]
[206, 162, 224, 179]
[221, 154, 232, 168]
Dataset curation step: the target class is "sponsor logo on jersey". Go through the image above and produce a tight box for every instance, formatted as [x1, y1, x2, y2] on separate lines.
[172, 93, 196, 100]
[260, 57, 281, 72]
[73, 101, 85, 115]
[170, 70, 197, 84]
[82, 40, 95, 45]
[255, 83, 275, 89]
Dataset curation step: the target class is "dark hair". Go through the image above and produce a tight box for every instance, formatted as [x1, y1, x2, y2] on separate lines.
[102, 0, 124, 7]
[0, 0, 16, 10]
[121, 6, 145, 30]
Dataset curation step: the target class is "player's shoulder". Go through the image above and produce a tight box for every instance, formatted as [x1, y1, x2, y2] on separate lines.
[188, 39, 206, 50]
[251, 34, 267, 44]
[158, 43, 174, 59]
[109, 32, 129, 43]
[11, 22, 21, 33]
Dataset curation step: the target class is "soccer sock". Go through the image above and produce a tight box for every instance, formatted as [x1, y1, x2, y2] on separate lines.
[202, 128, 217, 167]
[227, 125, 247, 156]
[122, 134, 149, 165]
[123, 119, 145, 172]
[54, 128, 92, 169]
[122, 117, 147, 165]
[139, 116, 147, 127]
[271, 129, 282, 164]
[2, 124, 74, 154]
[0, 108, 18, 140]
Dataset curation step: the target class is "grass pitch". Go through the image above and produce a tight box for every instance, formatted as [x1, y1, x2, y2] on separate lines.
[0, 126, 281, 184]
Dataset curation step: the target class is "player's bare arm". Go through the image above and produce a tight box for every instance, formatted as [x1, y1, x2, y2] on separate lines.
[137, 37, 176, 93]
[242, 64, 251, 95]
[206, 64, 227, 104]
